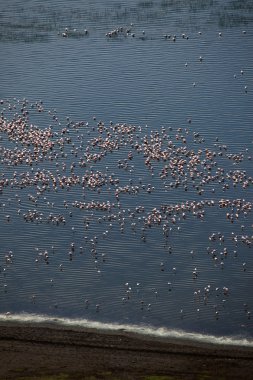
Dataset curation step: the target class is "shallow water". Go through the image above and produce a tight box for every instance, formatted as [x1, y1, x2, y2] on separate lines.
[0, 0, 253, 343]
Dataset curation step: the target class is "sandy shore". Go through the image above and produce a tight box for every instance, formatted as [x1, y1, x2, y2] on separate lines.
[0, 322, 253, 379]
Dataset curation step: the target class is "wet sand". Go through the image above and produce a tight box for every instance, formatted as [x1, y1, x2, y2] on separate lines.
[0, 322, 253, 379]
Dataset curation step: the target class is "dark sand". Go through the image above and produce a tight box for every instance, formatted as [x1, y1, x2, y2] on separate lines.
[0, 322, 253, 379]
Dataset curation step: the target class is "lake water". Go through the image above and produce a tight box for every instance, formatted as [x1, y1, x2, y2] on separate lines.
[0, 0, 253, 344]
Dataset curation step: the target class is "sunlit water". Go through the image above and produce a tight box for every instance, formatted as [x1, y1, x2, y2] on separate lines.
[0, 0, 253, 345]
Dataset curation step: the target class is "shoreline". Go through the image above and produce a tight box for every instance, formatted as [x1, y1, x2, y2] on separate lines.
[1, 321, 253, 379]
[1, 312, 253, 348]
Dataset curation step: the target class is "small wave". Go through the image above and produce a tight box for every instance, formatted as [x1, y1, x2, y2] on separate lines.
[0, 312, 252, 347]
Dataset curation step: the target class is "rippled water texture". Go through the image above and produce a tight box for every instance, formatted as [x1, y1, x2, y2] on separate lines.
[0, 0, 253, 342]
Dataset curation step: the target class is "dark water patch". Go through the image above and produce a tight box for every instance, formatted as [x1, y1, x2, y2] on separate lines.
[189, 0, 218, 12]
[214, 11, 252, 28]
[138, 1, 154, 7]
[1, 0, 253, 43]
[0, 31, 49, 43]
[226, 0, 253, 11]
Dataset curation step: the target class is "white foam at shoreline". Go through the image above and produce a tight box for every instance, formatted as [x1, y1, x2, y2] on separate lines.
[0, 312, 252, 347]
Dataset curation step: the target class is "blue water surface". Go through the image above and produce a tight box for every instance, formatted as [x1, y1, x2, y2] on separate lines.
[0, 0, 253, 343]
